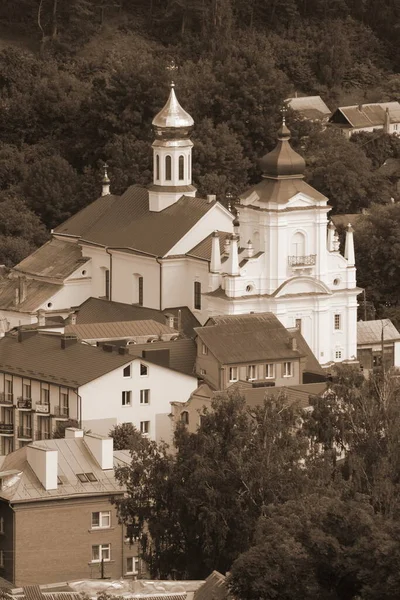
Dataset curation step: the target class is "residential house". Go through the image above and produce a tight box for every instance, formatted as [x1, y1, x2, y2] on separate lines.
[357, 319, 400, 371]
[194, 313, 325, 391]
[329, 102, 400, 138]
[0, 429, 141, 586]
[285, 95, 331, 122]
[0, 331, 198, 453]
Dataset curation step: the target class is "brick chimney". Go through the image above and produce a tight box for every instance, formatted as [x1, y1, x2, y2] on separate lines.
[60, 335, 78, 349]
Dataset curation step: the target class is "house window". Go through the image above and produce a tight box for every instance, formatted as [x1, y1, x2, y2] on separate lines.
[178, 155, 184, 180]
[295, 318, 302, 331]
[247, 365, 257, 381]
[283, 362, 293, 377]
[335, 350, 342, 359]
[165, 155, 172, 181]
[140, 421, 150, 435]
[155, 154, 160, 180]
[201, 343, 208, 355]
[265, 363, 274, 379]
[5, 379, 12, 399]
[60, 391, 69, 415]
[105, 269, 110, 300]
[200, 368, 206, 376]
[123, 365, 131, 378]
[194, 281, 201, 310]
[138, 276, 143, 306]
[140, 389, 150, 405]
[122, 391, 132, 406]
[92, 544, 110, 563]
[41, 386, 49, 405]
[92, 511, 111, 529]
[181, 411, 189, 425]
[229, 367, 238, 382]
[23, 383, 31, 400]
[140, 363, 148, 377]
[126, 556, 139, 575]
[334, 314, 341, 330]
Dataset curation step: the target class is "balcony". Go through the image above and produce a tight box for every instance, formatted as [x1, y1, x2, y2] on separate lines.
[0, 392, 13, 405]
[0, 423, 13, 435]
[288, 255, 316, 269]
[17, 398, 32, 410]
[36, 402, 50, 414]
[35, 430, 51, 441]
[52, 406, 69, 419]
[17, 426, 32, 439]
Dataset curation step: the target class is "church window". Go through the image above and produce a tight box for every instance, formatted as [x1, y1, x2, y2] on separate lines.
[335, 350, 342, 359]
[295, 318, 302, 331]
[291, 232, 305, 257]
[181, 411, 189, 425]
[194, 281, 201, 310]
[334, 314, 341, 330]
[156, 155, 160, 181]
[178, 155, 184, 180]
[138, 276, 143, 306]
[165, 155, 172, 181]
[105, 269, 110, 300]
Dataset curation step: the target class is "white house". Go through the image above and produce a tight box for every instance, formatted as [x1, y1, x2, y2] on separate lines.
[329, 102, 400, 138]
[0, 83, 360, 366]
[0, 330, 198, 453]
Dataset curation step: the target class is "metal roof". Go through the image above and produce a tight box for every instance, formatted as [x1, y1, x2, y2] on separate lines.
[357, 319, 400, 345]
[239, 177, 326, 206]
[55, 185, 216, 257]
[65, 320, 177, 341]
[286, 96, 331, 119]
[331, 102, 400, 128]
[14, 238, 89, 281]
[128, 338, 197, 376]
[0, 277, 61, 313]
[187, 231, 232, 261]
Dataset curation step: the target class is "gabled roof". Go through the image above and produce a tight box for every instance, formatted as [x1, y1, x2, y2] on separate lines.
[14, 238, 88, 281]
[128, 338, 196, 376]
[0, 332, 134, 387]
[64, 319, 177, 341]
[193, 572, 229, 600]
[240, 177, 326, 206]
[0, 437, 129, 503]
[286, 96, 331, 120]
[195, 313, 304, 364]
[357, 319, 400, 345]
[0, 277, 61, 313]
[55, 185, 217, 257]
[187, 231, 232, 261]
[330, 102, 400, 129]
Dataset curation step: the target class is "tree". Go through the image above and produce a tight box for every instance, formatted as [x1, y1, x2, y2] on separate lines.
[109, 422, 148, 451]
[53, 418, 79, 438]
[114, 393, 312, 579]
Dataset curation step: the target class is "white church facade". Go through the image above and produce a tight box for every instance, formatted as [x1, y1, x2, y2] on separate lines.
[0, 84, 360, 366]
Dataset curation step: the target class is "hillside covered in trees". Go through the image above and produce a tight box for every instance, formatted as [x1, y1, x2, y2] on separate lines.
[1, 0, 400, 312]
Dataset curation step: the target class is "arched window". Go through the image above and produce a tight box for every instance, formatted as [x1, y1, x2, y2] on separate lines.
[181, 411, 189, 425]
[178, 155, 184, 180]
[165, 155, 172, 181]
[133, 274, 143, 305]
[155, 154, 160, 181]
[291, 232, 306, 257]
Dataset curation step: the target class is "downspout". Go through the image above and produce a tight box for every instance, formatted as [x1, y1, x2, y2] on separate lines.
[12, 504, 15, 585]
[105, 247, 113, 301]
[70, 388, 83, 429]
[156, 258, 162, 310]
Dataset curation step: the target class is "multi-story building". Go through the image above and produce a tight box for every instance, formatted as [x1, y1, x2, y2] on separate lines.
[0, 429, 140, 586]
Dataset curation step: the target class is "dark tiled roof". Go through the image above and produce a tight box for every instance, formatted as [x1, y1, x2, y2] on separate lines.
[187, 231, 232, 261]
[14, 238, 89, 281]
[241, 382, 328, 410]
[196, 313, 304, 364]
[54, 193, 120, 238]
[73, 298, 199, 338]
[240, 177, 326, 205]
[0, 332, 133, 387]
[55, 185, 216, 257]
[193, 572, 229, 600]
[65, 320, 176, 341]
[0, 278, 61, 312]
[128, 338, 196, 376]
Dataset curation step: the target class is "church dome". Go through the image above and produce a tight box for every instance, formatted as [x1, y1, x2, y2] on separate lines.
[259, 120, 306, 179]
[152, 83, 194, 139]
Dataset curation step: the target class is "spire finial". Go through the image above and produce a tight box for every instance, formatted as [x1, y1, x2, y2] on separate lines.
[280, 103, 288, 125]
[166, 60, 178, 87]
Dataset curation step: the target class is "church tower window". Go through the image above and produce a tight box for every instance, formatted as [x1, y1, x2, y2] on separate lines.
[165, 156, 172, 181]
[291, 232, 306, 257]
[194, 281, 201, 310]
[156, 155, 160, 181]
[178, 155, 184, 180]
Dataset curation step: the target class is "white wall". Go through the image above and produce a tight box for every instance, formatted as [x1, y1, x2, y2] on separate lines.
[79, 357, 198, 443]
[111, 251, 161, 309]
[162, 257, 210, 322]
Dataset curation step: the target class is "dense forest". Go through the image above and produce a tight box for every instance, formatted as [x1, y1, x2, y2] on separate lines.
[0, 0, 400, 313]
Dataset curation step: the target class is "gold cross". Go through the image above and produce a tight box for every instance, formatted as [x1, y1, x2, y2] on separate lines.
[166, 60, 178, 85]
[280, 103, 288, 123]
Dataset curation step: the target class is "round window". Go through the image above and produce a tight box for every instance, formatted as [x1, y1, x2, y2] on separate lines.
[333, 278, 340, 286]
[246, 284, 253, 292]
[81, 270, 87, 276]
[47, 302, 53, 308]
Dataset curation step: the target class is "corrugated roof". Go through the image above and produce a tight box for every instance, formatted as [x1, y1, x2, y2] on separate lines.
[54, 193, 120, 238]
[14, 238, 88, 281]
[128, 338, 196, 376]
[286, 96, 331, 119]
[187, 231, 232, 261]
[193, 572, 229, 600]
[241, 382, 327, 410]
[196, 313, 304, 364]
[333, 102, 400, 128]
[65, 320, 177, 341]
[55, 185, 216, 257]
[0, 438, 129, 503]
[357, 319, 400, 345]
[0, 277, 61, 313]
[0, 332, 134, 387]
[240, 177, 326, 206]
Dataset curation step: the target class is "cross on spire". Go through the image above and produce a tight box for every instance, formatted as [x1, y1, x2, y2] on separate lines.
[166, 60, 178, 86]
[280, 103, 288, 124]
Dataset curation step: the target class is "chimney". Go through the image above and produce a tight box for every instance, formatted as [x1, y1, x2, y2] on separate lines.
[66, 312, 77, 325]
[177, 309, 182, 333]
[60, 335, 78, 349]
[207, 194, 216, 203]
[225, 234, 240, 276]
[14, 287, 19, 307]
[84, 433, 113, 470]
[37, 309, 46, 327]
[358, 104, 363, 112]
[210, 231, 222, 273]
[17, 329, 38, 343]
[327, 220, 336, 252]
[291, 336, 298, 351]
[26, 445, 58, 491]
[65, 427, 84, 439]
[344, 223, 355, 266]
[19, 276, 27, 304]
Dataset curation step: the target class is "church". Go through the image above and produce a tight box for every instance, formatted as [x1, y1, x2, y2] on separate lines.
[0, 83, 360, 366]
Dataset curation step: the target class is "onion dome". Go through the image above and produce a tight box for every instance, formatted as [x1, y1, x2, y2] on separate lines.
[259, 118, 306, 180]
[152, 83, 194, 140]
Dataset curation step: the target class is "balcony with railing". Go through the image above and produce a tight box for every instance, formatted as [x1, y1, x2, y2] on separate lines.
[35, 430, 51, 441]
[0, 392, 14, 405]
[36, 402, 50, 414]
[288, 255, 316, 269]
[52, 405, 69, 418]
[17, 426, 32, 439]
[17, 398, 32, 410]
[0, 423, 14, 435]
